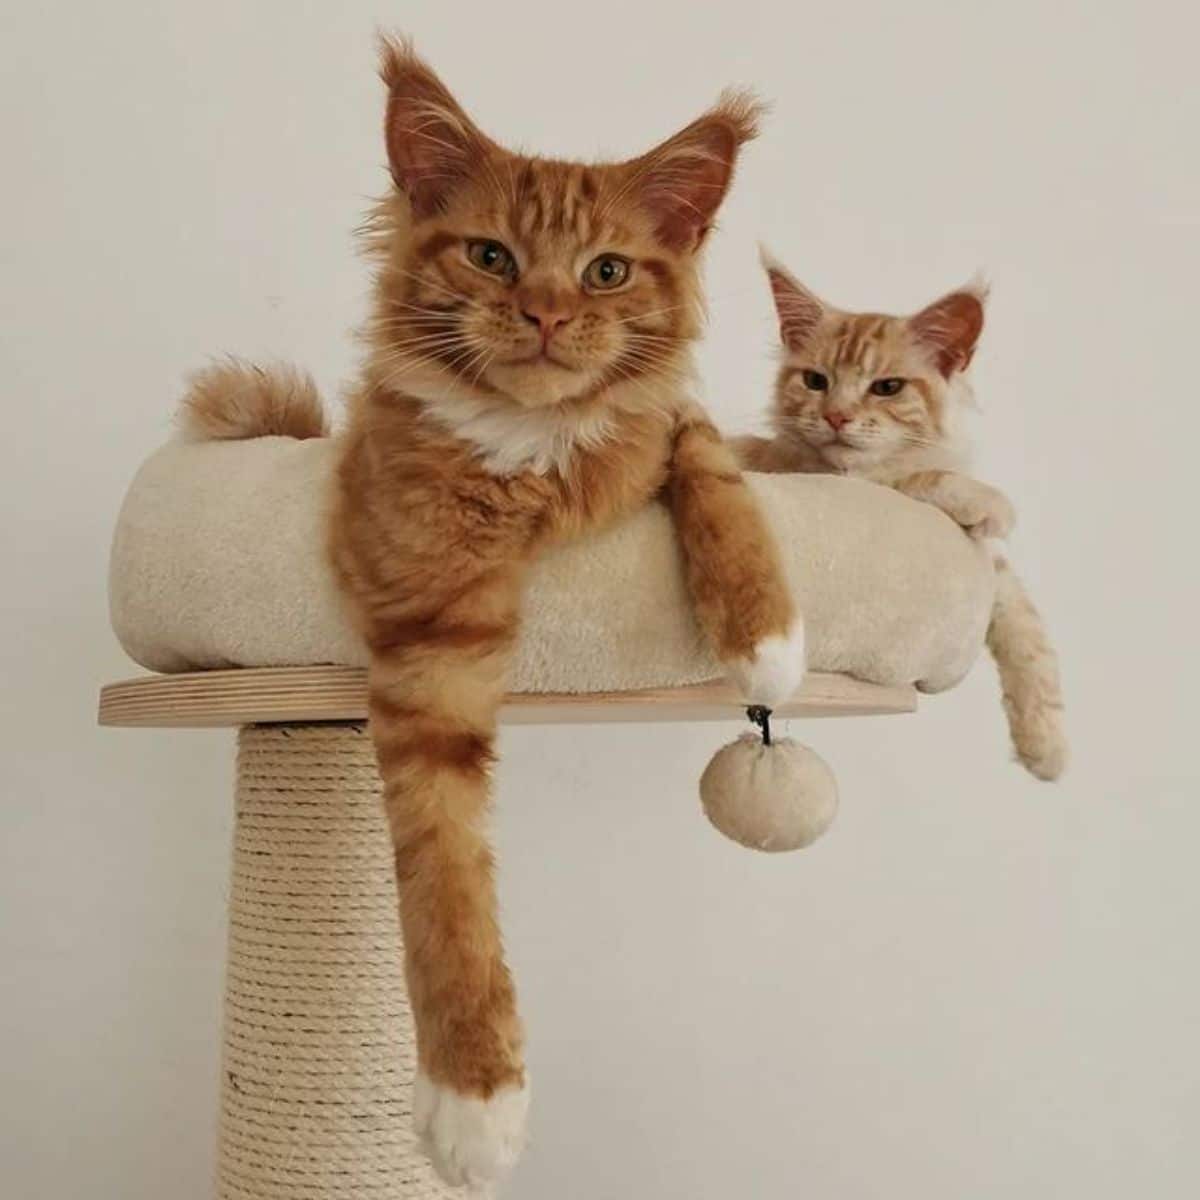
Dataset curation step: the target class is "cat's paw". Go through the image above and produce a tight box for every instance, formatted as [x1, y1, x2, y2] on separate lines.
[728, 621, 806, 707]
[414, 1071, 530, 1191]
[942, 483, 1016, 540]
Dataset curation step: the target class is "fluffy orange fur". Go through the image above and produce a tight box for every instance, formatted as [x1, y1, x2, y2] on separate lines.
[335, 44, 802, 1184]
[174, 40, 800, 1188]
[735, 255, 1067, 781]
[180, 359, 327, 441]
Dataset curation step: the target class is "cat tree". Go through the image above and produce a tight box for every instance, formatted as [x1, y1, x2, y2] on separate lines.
[99, 436, 993, 1197]
[98, 671, 912, 1198]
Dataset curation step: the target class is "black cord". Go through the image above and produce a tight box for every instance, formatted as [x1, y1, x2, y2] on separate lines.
[746, 705, 773, 746]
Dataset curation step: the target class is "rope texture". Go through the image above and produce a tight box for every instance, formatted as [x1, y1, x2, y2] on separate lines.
[219, 724, 454, 1199]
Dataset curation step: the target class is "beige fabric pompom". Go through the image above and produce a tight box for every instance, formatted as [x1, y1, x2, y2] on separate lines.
[700, 733, 838, 852]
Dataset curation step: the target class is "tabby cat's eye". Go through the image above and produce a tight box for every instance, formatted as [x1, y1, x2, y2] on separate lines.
[869, 377, 906, 397]
[466, 239, 516, 278]
[583, 254, 631, 291]
[802, 369, 829, 392]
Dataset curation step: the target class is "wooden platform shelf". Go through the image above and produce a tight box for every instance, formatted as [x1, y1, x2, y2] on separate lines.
[97, 665, 917, 729]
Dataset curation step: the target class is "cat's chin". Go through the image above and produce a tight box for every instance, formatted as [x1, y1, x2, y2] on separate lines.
[817, 444, 863, 472]
[486, 360, 602, 409]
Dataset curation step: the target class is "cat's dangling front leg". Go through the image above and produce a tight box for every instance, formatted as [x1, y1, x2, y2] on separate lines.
[895, 469, 1016, 540]
[665, 408, 805, 706]
[365, 567, 529, 1191]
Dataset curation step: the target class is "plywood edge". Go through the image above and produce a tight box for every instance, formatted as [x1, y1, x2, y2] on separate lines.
[97, 665, 917, 729]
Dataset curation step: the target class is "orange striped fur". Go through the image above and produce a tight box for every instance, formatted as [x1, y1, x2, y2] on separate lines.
[177, 41, 798, 1185]
[735, 255, 1067, 782]
[319, 40, 797, 1187]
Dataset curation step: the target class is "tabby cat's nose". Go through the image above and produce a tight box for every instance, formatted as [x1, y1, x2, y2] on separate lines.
[824, 411, 849, 431]
[521, 304, 573, 341]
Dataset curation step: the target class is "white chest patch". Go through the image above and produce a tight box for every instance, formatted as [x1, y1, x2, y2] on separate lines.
[421, 393, 617, 476]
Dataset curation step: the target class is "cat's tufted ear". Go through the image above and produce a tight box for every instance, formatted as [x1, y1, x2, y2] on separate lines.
[910, 281, 988, 376]
[761, 250, 824, 353]
[379, 37, 495, 217]
[628, 90, 764, 252]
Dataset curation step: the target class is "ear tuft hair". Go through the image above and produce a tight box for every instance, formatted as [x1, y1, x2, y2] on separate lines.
[376, 31, 417, 90]
[711, 87, 768, 146]
[963, 271, 991, 303]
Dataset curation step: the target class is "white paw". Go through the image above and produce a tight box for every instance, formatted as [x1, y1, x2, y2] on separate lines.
[728, 622, 806, 707]
[414, 1071, 530, 1191]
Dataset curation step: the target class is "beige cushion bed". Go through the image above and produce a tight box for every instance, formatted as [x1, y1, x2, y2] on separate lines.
[108, 437, 995, 694]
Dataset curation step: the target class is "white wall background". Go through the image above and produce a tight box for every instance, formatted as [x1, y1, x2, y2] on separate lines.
[2, 2, 1197, 1196]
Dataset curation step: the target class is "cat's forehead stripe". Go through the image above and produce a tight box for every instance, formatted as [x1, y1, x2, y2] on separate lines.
[507, 159, 611, 240]
[831, 315, 885, 368]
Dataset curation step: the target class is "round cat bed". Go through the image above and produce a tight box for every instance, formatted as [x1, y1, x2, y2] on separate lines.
[99, 435, 995, 1198]
[108, 437, 992, 690]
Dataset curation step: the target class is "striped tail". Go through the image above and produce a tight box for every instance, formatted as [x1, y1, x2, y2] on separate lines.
[987, 556, 1068, 780]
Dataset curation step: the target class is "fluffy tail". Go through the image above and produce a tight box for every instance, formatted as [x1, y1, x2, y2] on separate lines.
[177, 358, 327, 441]
[986, 556, 1068, 780]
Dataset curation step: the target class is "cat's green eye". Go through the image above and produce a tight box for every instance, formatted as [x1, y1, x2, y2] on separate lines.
[583, 254, 631, 291]
[802, 369, 829, 392]
[870, 377, 906, 397]
[466, 239, 516, 279]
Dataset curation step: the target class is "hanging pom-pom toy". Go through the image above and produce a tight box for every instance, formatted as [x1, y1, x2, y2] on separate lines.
[699, 706, 838, 852]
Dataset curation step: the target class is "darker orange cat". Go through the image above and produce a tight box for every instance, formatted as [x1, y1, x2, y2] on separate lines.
[185, 41, 803, 1188]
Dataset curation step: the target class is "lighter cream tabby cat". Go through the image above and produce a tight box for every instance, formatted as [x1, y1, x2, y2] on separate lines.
[736, 255, 1067, 780]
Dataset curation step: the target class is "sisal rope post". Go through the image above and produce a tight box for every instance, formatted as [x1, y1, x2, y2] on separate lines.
[219, 724, 455, 1199]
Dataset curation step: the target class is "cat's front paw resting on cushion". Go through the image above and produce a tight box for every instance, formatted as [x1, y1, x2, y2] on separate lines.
[415, 1071, 530, 1192]
[727, 621, 807, 707]
[941, 480, 1016, 540]
[912, 475, 1016, 541]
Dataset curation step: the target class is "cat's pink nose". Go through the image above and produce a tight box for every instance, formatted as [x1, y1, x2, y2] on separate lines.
[824, 411, 849, 431]
[521, 302, 573, 342]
